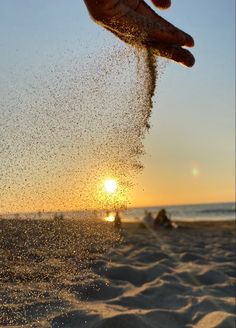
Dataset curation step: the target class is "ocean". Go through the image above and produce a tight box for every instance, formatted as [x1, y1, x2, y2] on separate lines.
[122, 202, 235, 223]
[1, 202, 235, 223]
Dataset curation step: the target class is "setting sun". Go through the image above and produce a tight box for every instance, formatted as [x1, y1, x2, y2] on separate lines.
[104, 179, 118, 194]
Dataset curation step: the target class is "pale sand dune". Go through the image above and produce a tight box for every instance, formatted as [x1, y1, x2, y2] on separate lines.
[1, 219, 235, 327]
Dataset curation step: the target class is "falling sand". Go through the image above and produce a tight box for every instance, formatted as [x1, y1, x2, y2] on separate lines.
[0, 44, 160, 213]
[1, 44, 162, 326]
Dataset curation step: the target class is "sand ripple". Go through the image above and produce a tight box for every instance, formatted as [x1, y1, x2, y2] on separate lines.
[1, 220, 235, 327]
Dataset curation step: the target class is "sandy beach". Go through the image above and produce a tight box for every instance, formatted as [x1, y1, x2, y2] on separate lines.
[1, 217, 235, 327]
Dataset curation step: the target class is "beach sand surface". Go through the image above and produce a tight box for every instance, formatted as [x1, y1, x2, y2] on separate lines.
[1, 218, 235, 327]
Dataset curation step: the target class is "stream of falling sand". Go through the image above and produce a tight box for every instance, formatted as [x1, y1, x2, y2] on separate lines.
[1, 45, 161, 326]
[0, 45, 160, 213]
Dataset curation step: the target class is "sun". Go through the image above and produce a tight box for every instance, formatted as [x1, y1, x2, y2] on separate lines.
[104, 179, 118, 194]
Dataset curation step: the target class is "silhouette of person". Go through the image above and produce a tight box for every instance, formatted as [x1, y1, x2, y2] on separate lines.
[84, 0, 195, 67]
[114, 211, 122, 228]
[143, 210, 154, 228]
[154, 209, 172, 228]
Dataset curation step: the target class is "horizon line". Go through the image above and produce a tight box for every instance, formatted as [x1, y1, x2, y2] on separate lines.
[0, 200, 235, 217]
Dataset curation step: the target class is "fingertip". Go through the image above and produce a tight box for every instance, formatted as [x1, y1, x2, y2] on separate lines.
[173, 49, 195, 67]
[151, 0, 171, 9]
[185, 55, 195, 67]
[150, 43, 195, 68]
[185, 35, 195, 47]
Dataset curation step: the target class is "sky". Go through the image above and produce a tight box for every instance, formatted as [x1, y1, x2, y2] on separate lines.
[0, 0, 235, 212]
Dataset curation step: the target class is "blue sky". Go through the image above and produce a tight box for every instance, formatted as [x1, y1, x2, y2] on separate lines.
[0, 0, 235, 209]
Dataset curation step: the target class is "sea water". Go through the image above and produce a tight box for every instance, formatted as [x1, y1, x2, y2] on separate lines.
[2, 202, 234, 223]
[123, 202, 236, 222]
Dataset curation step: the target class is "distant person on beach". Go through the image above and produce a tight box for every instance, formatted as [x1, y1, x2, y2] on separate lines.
[114, 211, 122, 229]
[154, 209, 172, 229]
[143, 210, 154, 228]
[84, 0, 195, 67]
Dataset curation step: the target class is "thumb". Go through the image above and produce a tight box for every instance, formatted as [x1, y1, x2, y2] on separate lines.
[151, 0, 171, 9]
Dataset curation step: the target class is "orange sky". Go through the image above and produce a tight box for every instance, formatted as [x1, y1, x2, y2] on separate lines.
[0, 1, 235, 214]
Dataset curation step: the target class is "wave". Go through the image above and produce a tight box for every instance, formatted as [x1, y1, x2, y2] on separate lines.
[199, 208, 235, 215]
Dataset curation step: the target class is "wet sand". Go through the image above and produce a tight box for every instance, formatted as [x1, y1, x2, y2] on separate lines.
[1, 218, 235, 327]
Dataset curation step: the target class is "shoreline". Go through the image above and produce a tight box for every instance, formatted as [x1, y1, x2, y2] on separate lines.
[1, 216, 235, 226]
[115, 219, 236, 230]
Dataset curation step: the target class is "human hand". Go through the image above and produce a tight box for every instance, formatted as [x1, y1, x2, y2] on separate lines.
[84, 0, 195, 67]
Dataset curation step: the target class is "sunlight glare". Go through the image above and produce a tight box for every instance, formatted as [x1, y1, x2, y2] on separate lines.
[192, 167, 200, 177]
[104, 214, 115, 222]
[104, 179, 118, 194]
